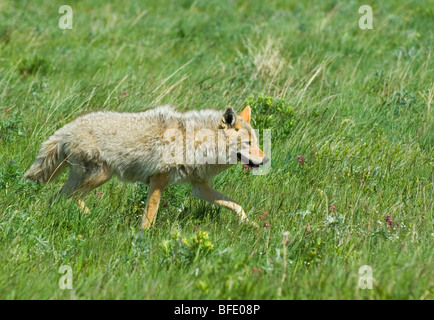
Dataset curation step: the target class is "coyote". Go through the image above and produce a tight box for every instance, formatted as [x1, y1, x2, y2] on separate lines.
[24, 105, 269, 229]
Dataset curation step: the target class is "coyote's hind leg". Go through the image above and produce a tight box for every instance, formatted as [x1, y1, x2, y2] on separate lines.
[55, 164, 112, 214]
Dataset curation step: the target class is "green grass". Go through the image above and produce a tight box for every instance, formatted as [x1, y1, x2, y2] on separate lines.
[0, 0, 433, 299]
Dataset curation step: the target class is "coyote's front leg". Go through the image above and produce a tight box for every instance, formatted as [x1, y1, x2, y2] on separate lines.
[192, 181, 258, 227]
[141, 174, 170, 229]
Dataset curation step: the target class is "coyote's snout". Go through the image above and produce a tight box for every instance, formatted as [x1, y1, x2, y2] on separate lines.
[25, 105, 269, 229]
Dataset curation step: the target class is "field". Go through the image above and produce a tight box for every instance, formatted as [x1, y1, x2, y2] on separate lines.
[0, 0, 433, 299]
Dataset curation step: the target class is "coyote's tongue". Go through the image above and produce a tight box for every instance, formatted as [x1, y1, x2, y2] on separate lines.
[237, 153, 261, 170]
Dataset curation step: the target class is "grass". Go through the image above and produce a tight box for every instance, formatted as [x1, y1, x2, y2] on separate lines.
[0, 0, 433, 299]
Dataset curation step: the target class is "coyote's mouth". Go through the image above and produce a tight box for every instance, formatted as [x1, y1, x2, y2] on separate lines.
[237, 152, 261, 170]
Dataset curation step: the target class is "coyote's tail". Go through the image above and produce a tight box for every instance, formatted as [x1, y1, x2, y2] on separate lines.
[24, 136, 66, 183]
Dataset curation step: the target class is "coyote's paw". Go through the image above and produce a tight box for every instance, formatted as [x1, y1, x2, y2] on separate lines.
[240, 216, 260, 229]
[78, 199, 90, 214]
[141, 222, 152, 230]
[249, 220, 260, 228]
[141, 216, 155, 231]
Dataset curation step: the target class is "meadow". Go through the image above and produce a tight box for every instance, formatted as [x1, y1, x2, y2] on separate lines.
[0, 0, 432, 299]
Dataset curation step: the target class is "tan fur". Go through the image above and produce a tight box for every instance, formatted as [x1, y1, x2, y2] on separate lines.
[141, 173, 170, 229]
[25, 105, 268, 229]
[239, 106, 251, 123]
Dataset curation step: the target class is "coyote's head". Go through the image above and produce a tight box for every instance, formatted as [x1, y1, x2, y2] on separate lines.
[220, 106, 269, 169]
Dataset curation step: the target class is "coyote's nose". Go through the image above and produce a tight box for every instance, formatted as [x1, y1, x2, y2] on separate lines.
[262, 157, 270, 165]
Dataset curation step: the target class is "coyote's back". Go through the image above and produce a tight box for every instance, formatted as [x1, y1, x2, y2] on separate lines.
[25, 106, 176, 185]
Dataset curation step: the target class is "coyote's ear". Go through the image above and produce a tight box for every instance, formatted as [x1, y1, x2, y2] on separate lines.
[239, 106, 251, 123]
[222, 106, 236, 126]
